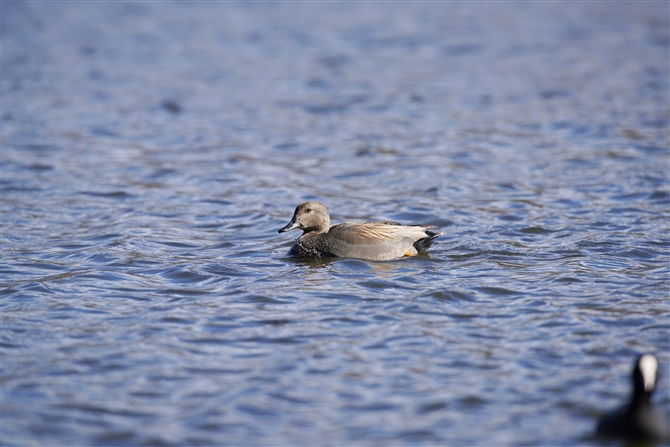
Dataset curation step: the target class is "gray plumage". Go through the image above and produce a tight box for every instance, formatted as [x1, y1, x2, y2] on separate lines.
[278, 202, 443, 261]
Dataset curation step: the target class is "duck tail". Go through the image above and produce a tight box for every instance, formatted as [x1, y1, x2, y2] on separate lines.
[413, 231, 443, 253]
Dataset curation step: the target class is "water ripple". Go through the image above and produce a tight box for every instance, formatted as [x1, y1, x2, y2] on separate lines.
[3, 2, 669, 446]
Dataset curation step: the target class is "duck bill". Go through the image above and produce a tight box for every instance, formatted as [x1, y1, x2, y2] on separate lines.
[278, 219, 301, 233]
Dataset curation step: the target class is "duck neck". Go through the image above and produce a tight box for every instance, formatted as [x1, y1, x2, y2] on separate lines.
[631, 390, 652, 409]
[302, 217, 330, 235]
[303, 225, 329, 235]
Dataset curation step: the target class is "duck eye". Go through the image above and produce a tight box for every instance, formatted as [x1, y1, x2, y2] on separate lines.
[306, 208, 312, 213]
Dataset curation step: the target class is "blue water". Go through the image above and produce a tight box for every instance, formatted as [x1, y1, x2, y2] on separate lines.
[2, 2, 669, 446]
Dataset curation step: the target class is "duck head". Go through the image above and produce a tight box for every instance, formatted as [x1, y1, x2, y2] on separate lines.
[278, 202, 330, 234]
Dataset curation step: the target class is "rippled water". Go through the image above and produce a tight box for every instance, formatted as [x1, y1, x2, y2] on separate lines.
[2, 2, 669, 446]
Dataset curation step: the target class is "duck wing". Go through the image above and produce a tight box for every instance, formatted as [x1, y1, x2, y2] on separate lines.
[329, 222, 434, 244]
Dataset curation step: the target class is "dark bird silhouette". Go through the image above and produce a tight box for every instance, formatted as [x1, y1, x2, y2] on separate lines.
[596, 354, 670, 443]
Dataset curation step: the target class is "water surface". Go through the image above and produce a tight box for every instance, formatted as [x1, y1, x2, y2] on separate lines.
[2, 2, 669, 446]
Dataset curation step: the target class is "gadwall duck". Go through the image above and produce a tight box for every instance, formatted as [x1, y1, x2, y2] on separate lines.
[278, 202, 443, 261]
[596, 353, 670, 443]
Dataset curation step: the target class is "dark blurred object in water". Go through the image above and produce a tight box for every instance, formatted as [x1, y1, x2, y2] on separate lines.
[162, 100, 182, 114]
[596, 354, 670, 444]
